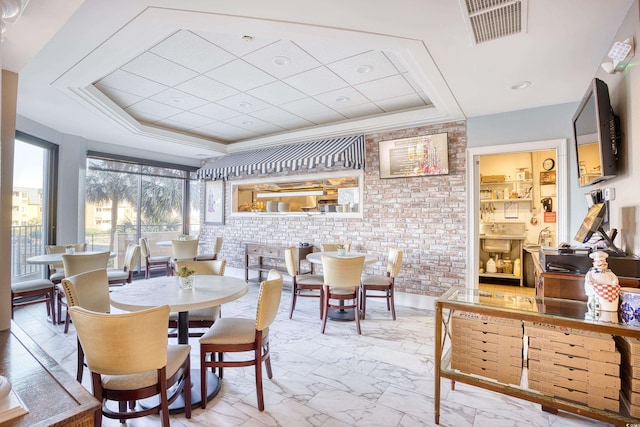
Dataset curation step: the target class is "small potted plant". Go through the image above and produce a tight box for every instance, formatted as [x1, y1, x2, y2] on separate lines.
[336, 244, 346, 256]
[176, 266, 195, 289]
[177, 234, 187, 241]
[64, 244, 75, 254]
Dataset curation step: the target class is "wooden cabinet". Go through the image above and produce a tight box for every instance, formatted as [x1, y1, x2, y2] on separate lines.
[434, 288, 640, 426]
[538, 272, 640, 301]
[244, 243, 313, 282]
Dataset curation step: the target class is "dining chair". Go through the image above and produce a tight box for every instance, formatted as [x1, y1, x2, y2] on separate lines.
[61, 268, 111, 381]
[196, 236, 223, 261]
[11, 278, 56, 323]
[171, 239, 199, 271]
[68, 305, 191, 427]
[284, 247, 324, 319]
[199, 269, 283, 411]
[320, 242, 352, 252]
[321, 255, 365, 334]
[57, 251, 111, 332]
[139, 237, 172, 279]
[107, 243, 140, 285]
[169, 260, 227, 337]
[45, 243, 88, 283]
[360, 248, 403, 320]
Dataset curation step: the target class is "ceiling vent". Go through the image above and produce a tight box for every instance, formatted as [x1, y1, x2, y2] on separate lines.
[459, 0, 528, 45]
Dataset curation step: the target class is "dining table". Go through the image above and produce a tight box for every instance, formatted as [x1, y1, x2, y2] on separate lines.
[306, 251, 378, 320]
[26, 251, 117, 281]
[109, 274, 248, 412]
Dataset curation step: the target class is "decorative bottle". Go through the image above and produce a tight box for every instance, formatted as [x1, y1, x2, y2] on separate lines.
[584, 251, 619, 312]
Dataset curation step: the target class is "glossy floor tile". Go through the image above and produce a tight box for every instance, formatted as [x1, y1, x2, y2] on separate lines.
[13, 279, 607, 427]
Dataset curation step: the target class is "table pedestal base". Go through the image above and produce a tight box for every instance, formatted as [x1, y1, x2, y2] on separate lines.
[139, 369, 220, 414]
[328, 308, 355, 321]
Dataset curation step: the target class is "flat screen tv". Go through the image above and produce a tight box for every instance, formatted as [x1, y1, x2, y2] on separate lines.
[572, 78, 620, 187]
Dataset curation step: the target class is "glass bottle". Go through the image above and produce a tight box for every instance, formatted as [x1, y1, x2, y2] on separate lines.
[496, 255, 504, 273]
[503, 257, 513, 274]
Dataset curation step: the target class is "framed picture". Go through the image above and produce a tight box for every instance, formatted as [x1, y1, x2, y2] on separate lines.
[540, 171, 556, 185]
[204, 180, 224, 225]
[378, 133, 449, 179]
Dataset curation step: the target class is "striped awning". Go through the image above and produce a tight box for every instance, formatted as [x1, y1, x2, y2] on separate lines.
[197, 135, 365, 180]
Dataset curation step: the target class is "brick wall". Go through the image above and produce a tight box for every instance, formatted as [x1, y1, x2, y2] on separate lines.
[200, 121, 467, 297]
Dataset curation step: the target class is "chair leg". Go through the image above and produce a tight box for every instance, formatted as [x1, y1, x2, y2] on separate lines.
[390, 288, 396, 320]
[289, 283, 297, 319]
[354, 294, 362, 335]
[76, 339, 84, 382]
[361, 286, 367, 320]
[319, 287, 324, 319]
[64, 311, 71, 334]
[183, 358, 192, 419]
[200, 352, 208, 409]
[255, 338, 265, 411]
[158, 368, 170, 427]
[321, 287, 329, 334]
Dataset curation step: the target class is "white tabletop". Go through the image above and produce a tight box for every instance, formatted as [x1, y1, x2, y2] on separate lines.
[306, 251, 378, 265]
[26, 251, 115, 265]
[109, 275, 248, 313]
[156, 240, 205, 247]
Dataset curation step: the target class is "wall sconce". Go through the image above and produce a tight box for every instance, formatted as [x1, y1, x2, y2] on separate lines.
[601, 37, 634, 74]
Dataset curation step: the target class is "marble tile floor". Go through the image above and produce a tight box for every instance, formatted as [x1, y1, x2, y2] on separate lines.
[13, 282, 609, 427]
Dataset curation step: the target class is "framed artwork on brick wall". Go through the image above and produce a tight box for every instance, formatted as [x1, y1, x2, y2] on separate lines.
[205, 180, 224, 225]
[379, 132, 449, 178]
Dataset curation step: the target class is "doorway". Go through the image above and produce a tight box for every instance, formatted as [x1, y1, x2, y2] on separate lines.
[467, 139, 568, 290]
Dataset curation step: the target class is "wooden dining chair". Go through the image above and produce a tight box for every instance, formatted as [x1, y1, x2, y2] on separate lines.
[68, 305, 191, 427]
[61, 268, 111, 382]
[107, 243, 140, 285]
[139, 237, 172, 279]
[57, 251, 111, 332]
[199, 269, 283, 411]
[284, 247, 324, 319]
[168, 260, 227, 337]
[321, 255, 365, 335]
[45, 243, 88, 283]
[196, 236, 223, 261]
[171, 239, 199, 271]
[360, 248, 403, 320]
[11, 279, 56, 323]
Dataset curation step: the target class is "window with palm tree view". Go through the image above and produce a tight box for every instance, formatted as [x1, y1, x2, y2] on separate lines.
[85, 156, 199, 271]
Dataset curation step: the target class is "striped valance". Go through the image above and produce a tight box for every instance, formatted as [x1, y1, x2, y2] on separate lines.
[197, 135, 365, 180]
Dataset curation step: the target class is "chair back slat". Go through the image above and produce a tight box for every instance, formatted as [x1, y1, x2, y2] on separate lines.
[255, 270, 283, 331]
[68, 305, 170, 375]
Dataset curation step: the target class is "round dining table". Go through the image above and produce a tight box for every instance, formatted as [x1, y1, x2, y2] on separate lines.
[306, 251, 378, 320]
[109, 274, 248, 412]
[26, 251, 116, 265]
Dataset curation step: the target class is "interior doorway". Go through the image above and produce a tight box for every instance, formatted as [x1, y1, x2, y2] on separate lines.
[466, 139, 568, 290]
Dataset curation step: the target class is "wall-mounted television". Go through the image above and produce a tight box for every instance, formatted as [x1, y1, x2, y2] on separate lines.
[572, 78, 620, 187]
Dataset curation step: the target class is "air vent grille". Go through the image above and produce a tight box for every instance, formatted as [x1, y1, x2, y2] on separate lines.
[461, 0, 527, 44]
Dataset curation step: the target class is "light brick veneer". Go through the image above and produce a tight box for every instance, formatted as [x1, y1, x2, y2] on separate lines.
[200, 121, 467, 298]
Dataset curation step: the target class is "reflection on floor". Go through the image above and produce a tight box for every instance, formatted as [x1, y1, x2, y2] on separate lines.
[12, 278, 606, 427]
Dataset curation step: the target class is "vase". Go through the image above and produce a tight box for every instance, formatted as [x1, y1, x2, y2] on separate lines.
[65, 248, 75, 254]
[337, 248, 346, 256]
[179, 276, 194, 289]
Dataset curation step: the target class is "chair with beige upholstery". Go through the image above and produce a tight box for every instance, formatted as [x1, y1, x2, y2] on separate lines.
[320, 242, 352, 252]
[46, 243, 88, 283]
[107, 243, 140, 285]
[199, 269, 283, 411]
[169, 259, 227, 338]
[196, 236, 223, 261]
[68, 305, 191, 427]
[139, 237, 171, 279]
[61, 268, 111, 382]
[171, 239, 199, 271]
[321, 255, 365, 335]
[284, 247, 324, 319]
[11, 279, 55, 323]
[360, 248, 403, 320]
[57, 251, 111, 332]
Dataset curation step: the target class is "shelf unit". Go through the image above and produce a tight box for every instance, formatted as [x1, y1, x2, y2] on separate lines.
[435, 287, 640, 426]
[480, 179, 533, 204]
[479, 237, 524, 286]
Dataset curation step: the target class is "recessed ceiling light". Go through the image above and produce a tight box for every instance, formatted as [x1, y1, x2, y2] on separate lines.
[510, 81, 531, 90]
[242, 121, 253, 125]
[356, 65, 373, 74]
[272, 56, 290, 66]
[238, 102, 252, 108]
[242, 35, 254, 42]
[170, 97, 185, 104]
[336, 96, 350, 103]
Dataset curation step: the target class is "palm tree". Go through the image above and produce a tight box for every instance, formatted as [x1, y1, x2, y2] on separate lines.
[85, 165, 137, 251]
[140, 174, 183, 228]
